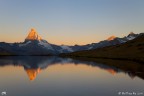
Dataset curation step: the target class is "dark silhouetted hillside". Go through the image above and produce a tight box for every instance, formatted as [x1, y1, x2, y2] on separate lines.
[61, 34, 144, 63]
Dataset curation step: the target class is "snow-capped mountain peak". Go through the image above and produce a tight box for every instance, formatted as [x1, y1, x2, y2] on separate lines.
[126, 32, 138, 40]
[25, 28, 42, 41]
[127, 32, 136, 37]
[129, 32, 135, 35]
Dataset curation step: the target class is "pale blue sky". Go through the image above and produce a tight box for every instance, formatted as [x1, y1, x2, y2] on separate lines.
[0, 0, 144, 45]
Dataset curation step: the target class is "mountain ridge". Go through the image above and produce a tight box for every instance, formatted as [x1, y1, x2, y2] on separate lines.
[0, 29, 142, 55]
[61, 33, 144, 63]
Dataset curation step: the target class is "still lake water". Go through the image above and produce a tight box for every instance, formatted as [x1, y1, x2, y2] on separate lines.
[0, 56, 143, 96]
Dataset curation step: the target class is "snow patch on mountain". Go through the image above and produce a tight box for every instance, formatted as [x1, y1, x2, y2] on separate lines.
[19, 41, 31, 47]
[38, 41, 54, 50]
[127, 36, 135, 40]
[60, 45, 73, 52]
[88, 46, 93, 50]
[117, 39, 126, 43]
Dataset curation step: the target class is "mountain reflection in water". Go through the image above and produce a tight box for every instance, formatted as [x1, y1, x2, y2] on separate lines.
[0, 56, 143, 81]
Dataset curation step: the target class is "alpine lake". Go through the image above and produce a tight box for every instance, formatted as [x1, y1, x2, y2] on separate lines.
[0, 56, 144, 96]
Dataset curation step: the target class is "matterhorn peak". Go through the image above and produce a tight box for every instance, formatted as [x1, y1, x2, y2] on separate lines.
[25, 28, 42, 41]
[107, 36, 116, 41]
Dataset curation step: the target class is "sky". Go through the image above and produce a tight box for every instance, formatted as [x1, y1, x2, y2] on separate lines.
[0, 0, 144, 45]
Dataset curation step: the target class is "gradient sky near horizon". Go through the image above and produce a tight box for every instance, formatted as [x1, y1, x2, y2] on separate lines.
[0, 0, 144, 45]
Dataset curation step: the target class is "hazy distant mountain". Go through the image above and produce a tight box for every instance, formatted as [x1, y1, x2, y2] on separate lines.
[0, 29, 142, 55]
[68, 32, 140, 51]
[61, 33, 144, 62]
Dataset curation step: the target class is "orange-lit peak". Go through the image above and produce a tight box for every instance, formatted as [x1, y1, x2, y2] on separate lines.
[25, 68, 41, 81]
[107, 36, 116, 41]
[31, 28, 36, 32]
[25, 28, 42, 41]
